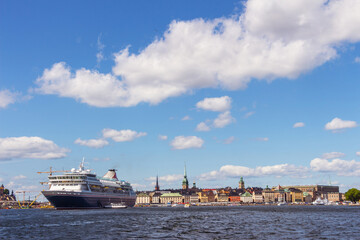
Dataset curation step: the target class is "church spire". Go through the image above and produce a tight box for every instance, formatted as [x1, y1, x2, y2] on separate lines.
[182, 163, 189, 190]
[239, 176, 245, 190]
[155, 174, 160, 191]
[184, 163, 187, 177]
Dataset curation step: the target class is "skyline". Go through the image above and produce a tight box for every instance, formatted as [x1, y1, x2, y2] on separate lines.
[1, 0, 360, 196]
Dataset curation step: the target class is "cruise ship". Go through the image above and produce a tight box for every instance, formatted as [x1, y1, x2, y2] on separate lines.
[41, 160, 136, 209]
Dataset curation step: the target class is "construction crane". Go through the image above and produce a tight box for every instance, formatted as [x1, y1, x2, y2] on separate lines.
[15, 190, 40, 209]
[29, 192, 43, 207]
[37, 166, 70, 176]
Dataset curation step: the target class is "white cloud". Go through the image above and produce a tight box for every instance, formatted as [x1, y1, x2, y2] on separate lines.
[6, 181, 15, 188]
[0, 89, 19, 108]
[255, 137, 269, 142]
[158, 135, 168, 141]
[310, 158, 360, 176]
[75, 128, 146, 147]
[10, 181, 42, 193]
[213, 111, 235, 128]
[131, 183, 147, 189]
[102, 128, 147, 142]
[12, 175, 27, 180]
[93, 157, 110, 162]
[244, 111, 255, 118]
[147, 174, 183, 182]
[196, 96, 231, 112]
[325, 117, 357, 131]
[196, 111, 235, 131]
[96, 33, 105, 65]
[74, 138, 109, 148]
[0, 136, 69, 160]
[355, 57, 360, 63]
[170, 136, 204, 150]
[293, 122, 305, 128]
[357, 152, 360, 156]
[199, 163, 308, 180]
[35, 0, 360, 108]
[34, 62, 131, 107]
[223, 136, 235, 144]
[321, 152, 345, 159]
[181, 115, 191, 121]
[196, 122, 211, 132]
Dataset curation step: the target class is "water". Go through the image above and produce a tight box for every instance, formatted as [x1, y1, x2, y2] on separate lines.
[1, 206, 360, 239]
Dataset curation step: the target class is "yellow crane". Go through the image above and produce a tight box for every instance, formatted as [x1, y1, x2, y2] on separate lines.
[15, 190, 42, 209]
[29, 192, 43, 207]
[37, 166, 70, 176]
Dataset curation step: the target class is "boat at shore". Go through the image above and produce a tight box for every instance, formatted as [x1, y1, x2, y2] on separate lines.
[312, 197, 327, 205]
[41, 159, 136, 209]
[104, 203, 127, 209]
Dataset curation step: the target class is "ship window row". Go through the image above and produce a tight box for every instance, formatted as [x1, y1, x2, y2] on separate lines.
[49, 176, 87, 180]
[53, 184, 82, 186]
[50, 180, 85, 184]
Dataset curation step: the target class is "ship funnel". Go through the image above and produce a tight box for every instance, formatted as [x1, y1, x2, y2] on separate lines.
[103, 169, 118, 180]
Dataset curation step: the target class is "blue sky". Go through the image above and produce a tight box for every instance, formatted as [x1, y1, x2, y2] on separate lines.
[1, 0, 360, 198]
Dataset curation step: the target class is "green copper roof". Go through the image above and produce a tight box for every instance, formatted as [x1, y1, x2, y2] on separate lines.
[137, 193, 149, 197]
[161, 193, 182, 197]
[241, 192, 252, 197]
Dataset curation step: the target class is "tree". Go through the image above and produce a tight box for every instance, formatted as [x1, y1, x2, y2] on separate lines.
[3, 189, 9, 195]
[345, 188, 360, 203]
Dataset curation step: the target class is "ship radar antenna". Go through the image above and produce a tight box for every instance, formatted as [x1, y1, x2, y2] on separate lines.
[79, 157, 85, 171]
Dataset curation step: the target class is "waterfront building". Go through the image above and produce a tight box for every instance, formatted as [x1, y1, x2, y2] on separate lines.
[189, 193, 199, 203]
[155, 175, 160, 191]
[273, 185, 287, 202]
[238, 177, 245, 190]
[262, 185, 276, 203]
[303, 192, 313, 203]
[160, 192, 183, 204]
[150, 191, 162, 204]
[198, 190, 215, 203]
[245, 187, 263, 195]
[208, 190, 216, 202]
[282, 185, 339, 201]
[229, 191, 241, 202]
[183, 194, 191, 204]
[217, 193, 229, 202]
[323, 192, 341, 202]
[182, 164, 189, 190]
[252, 190, 264, 203]
[240, 192, 253, 203]
[289, 188, 303, 203]
[136, 192, 151, 204]
[340, 193, 345, 201]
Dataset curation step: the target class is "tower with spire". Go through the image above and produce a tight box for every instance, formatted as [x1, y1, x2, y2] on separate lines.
[182, 164, 189, 190]
[239, 177, 245, 190]
[155, 175, 160, 191]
